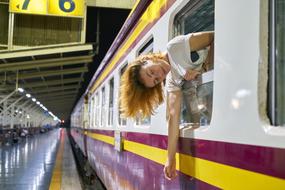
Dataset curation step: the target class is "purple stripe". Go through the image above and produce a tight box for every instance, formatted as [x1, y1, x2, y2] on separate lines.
[123, 131, 167, 149]
[88, 129, 285, 179]
[86, 135, 220, 190]
[179, 138, 285, 179]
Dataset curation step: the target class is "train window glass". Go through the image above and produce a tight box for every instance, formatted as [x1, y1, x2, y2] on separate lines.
[135, 38, 153, 126]
[173, 0, 215, 126]
[101, 87, 106, 127]
[118, 64, 127, 126]
[138, 38, 154, 55]
[108, 78, 114, 126]
[95, 92, 99, 127]
[269, 0, 285, 126]
[90, 97, 95, 128]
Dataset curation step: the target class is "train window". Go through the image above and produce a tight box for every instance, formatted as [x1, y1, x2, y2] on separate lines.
[90, 96, 95, 128]
[135, 37, 154, 126]
[118, 64, 127, 126]
[101, 87, 106, 127]
[269, 0, 285, 126]
[173, 0, 215, 126]
[95, 92, 99, 127]
[108, 78, 114, 126]
[138, 38, 153, 55]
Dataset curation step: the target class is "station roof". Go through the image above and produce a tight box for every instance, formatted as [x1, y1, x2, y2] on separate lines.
[0, 44, 93, 120]
[0, 2, 133, 121]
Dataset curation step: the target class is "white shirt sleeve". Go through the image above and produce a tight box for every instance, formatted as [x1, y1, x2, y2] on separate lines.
[165, 33, 209, 92]
[166, 34, 193, 77]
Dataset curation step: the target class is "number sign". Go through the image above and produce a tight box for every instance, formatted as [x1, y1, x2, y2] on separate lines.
[10, 0, 85, 17]
[49, 0, 85, 17]
[10, 0, 47, 15]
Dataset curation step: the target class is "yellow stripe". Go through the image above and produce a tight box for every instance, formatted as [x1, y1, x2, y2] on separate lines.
[86, 131, 114, 145]
[87, 132, 285, 190]
[127, 0, 141, 19]
[49, 132, 65, 190]
[90, 0, 167, 93]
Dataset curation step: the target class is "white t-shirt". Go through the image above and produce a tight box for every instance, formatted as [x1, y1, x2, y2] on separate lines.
[166, 33, 208, 92]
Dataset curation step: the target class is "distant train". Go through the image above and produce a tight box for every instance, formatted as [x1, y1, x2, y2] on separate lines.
[70, 0, 285, 189]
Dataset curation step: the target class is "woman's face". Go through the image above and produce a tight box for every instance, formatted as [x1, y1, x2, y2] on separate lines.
[139, 59, 170, 88]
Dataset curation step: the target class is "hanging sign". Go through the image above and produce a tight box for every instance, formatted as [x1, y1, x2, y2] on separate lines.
[10, 0, 48, 15]
[9, 0, 85, 17]
[49, 0, 85, 17]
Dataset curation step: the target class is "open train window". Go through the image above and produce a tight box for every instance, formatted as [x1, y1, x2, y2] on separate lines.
[173, 0, 214, 127]
[108, 78, 114, 126]
[135, 37, 153, 126]
[118, 64, 127, 126]
[269, 0, 285, 126]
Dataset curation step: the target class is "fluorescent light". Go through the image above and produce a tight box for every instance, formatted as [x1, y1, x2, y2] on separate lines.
[26, 94, 31, 98]
[32, 98, 36, 102]
[17, 88, 24, 92]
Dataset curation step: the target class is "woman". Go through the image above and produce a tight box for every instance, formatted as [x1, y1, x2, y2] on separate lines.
[120, 31, 214, 180]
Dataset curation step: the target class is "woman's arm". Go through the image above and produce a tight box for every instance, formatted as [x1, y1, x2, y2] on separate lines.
[203, 39, 214, 71]
[189, 31, 214, 51]
[164, 90, 182, 180]
[183, 31, 214, 80]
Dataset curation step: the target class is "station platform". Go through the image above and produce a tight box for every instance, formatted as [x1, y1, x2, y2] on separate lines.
[0, 128, 81, 190]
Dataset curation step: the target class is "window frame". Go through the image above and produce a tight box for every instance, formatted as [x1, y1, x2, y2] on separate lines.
[134, 36, 154, 127]
[268, 0, 285, 127]
[172, 0, 215, 128]
[118, 63, 128, 127]
[108, 77, 114, 126]
[101, 86, 106, 127]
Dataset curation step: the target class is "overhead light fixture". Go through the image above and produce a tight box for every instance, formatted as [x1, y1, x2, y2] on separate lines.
[17, 88, 24, 92]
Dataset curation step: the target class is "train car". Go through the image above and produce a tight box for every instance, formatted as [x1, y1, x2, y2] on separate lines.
[70, 0, 285, 189]
[70, 96, 88, 156]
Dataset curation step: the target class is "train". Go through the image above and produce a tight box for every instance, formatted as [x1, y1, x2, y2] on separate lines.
[70, 0, 285, 189]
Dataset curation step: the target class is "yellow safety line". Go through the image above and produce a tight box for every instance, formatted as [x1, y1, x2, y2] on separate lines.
[84, 131, 285, 190]
[49, 131, 65, 190]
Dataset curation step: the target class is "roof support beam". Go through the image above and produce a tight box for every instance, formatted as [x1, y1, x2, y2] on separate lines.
[38, 95, 77, 102]
[36, 91, 78, 98]
[25, 78, 83, 88]
[33, 85, 80, 94]
[0, 55, 93, 71]
[0, 44, 93, 59]
[1, 67, 88, 81]
[0, 78, 84, 91]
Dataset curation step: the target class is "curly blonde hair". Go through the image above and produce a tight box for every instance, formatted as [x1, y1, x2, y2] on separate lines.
[119, 53, 166, 118]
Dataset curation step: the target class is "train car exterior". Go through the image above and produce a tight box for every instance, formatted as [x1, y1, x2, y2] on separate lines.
[71, 0, 285, 189]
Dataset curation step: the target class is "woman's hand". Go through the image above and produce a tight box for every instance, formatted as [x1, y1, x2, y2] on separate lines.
[163, 158, 177, 180]
[184, 70, 200, 81]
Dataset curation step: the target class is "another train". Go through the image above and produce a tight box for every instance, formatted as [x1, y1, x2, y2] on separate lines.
[70, 0, 285, 189]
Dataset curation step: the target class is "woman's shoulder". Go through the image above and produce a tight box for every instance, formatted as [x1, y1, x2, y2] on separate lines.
[167, 34, 192, 47]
